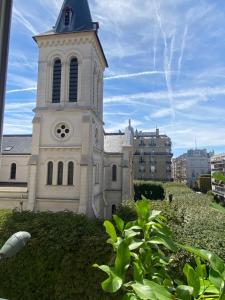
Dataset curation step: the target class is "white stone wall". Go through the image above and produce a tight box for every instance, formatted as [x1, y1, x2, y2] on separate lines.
[0, 155, 30, 183]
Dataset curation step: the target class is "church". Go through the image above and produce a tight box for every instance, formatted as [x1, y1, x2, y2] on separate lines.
[0, 0, 134, 218]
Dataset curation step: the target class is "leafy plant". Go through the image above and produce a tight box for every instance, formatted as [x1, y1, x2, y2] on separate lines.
[94, 200, 225, 300]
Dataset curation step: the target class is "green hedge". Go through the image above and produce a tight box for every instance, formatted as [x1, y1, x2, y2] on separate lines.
[118, 183, 225, 278]
[0, 211, 120, 300]
[150, 182, 225, 276]
[134, 180, 165, 201]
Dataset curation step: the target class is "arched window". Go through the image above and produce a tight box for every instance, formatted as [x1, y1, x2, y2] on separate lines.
[57, 161, 63, 185]
[112, 164, 117, 182]
[68, 161, 74, 185]
[10, 163, 16, 180]
[112, 204, 116, 215]
[47, 162, 53, 185]
[52, 59, 61, 103]
[69, 58, 78, 102]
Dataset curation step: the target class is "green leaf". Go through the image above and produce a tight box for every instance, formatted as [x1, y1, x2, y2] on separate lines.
[180, 245, 225, 278]
[93, 264, 110, 275]
[115, 239, 131, 277]
[209, 268, 222, 291]
[130, 279, 172, 300]
[104, 220, 117, 243]
[148, 210, 161, 221]
[113, 215, 124, 233]
[176, 285, 193, 300]
[133, 262, 144, 282]
[129, 241, 144, 251]
[122, 293, 138, 300]
[125, 220, 138, 229]
[101, 271, 123, 293]
[183, 263, 200, 298]
[94, 264, 123, 293]
[149, 234, 177, 251]
[124, 229, 140, 239]
[195, 256, 207, 279]
[219, 282, 225, 300]
[151, 223, 172, 237]
[135, 200, 150, 222]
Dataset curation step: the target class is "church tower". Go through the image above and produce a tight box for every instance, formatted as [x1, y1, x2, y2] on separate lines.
[27, 0, 108, 217]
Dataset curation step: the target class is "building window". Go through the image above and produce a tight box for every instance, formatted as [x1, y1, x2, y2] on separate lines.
[47, 162, 53, 185]
[95, 163, 99, 184]
[52, 59, 61, 103]
[68, 161, 74, 185]
[112, 164, 117, 182]
[57, 162, 63, 185]
[69, 58, 78, 102]
[112, 204, 116, 215]
[10, 163, 16, 180]
[64, 7, 73, 26]
[150, 165, 156, 174]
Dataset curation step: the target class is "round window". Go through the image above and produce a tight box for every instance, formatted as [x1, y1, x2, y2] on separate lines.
[54, 122, 71, 140]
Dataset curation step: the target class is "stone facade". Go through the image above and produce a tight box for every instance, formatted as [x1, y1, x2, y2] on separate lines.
[0, 0, 134, 219]
[211, 153, 225, 200]
[173, 149, 212, 187]
[133, 129, 172, 181]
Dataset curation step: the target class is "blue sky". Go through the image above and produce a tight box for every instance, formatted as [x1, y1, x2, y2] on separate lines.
[4, 0, 225, 157]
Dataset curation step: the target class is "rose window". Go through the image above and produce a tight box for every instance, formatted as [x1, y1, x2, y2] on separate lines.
[54, 123, 71, 139]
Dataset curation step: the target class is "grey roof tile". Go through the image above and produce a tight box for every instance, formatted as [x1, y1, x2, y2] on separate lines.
[2, 135, 32, 155]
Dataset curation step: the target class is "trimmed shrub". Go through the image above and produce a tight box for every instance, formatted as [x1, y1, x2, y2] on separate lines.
[151, 183, 225, 265]
[134, 180, 165, 201]
[0, 210, 120, 300]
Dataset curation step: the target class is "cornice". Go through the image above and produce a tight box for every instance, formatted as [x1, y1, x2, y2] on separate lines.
[35, 32, 107, 69]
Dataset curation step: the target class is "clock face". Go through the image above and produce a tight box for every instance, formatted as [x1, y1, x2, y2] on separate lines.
[53, 122, 73, 141]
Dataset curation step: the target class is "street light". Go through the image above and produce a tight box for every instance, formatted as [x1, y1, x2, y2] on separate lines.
[0, 231, 31, 259]
[0, 0, 13, 151]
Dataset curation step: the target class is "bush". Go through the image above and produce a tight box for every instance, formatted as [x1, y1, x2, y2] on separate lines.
[134, 180, 165, 201]
[115, 200, 136, 222]
[0, 210, 120, 300]
[151, 183, 225, 262]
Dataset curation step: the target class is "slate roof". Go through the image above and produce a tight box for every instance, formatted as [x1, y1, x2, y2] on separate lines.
[55, 0, 95, 34]
[1, 135, 32, 155]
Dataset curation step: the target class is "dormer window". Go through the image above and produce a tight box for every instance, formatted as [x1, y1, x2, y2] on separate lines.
[64, 7, 73, 26]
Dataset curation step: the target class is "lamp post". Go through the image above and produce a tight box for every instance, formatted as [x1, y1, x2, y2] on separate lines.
[0, 231, 31, 259]
[0, 0, 13, 152]
[0, 231, 30, 300]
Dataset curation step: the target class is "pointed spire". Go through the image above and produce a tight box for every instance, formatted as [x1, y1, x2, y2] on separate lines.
[54, 0, 96, 34]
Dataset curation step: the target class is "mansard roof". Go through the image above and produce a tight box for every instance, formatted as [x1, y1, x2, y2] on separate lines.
[54, 0, 95, 34]
[1, 135, 32, 155]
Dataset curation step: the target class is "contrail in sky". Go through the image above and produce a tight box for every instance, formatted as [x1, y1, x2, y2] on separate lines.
[105, 70, 169, 80]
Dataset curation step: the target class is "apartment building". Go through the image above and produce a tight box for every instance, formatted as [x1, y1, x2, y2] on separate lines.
[133, 129, 172, 181]
[173, 149, 212, 187]
[211, 153, 225, 200]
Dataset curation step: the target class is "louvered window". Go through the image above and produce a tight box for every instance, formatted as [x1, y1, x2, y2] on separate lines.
[69, 58, 78, 102]
[57, 162, 63, 185]
[52, 59, 61, 103]
[68, 162, 74, 185]
[47, 162, 53, 185]
[64, 8, 72, 26]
